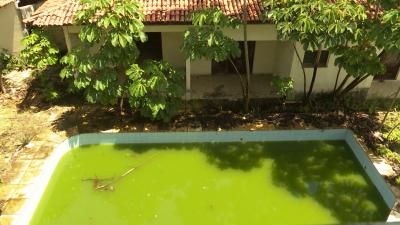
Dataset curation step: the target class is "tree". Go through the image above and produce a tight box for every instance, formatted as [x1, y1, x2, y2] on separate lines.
[19, 29, 60, 71]
[266, 0, 368, 101]
[61, 0, 147, 108]
[333, 0, 400, 98]
[61, 0, 183, 120]
[181, 8, 252, 112]
[127, 60, 184, 122]
[19, 29, 62, 101]
[332, 44, 384, 98]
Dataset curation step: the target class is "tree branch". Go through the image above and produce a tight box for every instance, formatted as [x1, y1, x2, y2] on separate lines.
[228, 57, 246, 99]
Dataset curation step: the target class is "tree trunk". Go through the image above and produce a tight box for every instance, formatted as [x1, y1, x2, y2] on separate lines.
[333, 67, 342, 94]
[292, 43, 307, 100]
[333, 41, 348, 96]
[242, 0, 250, 113]
[306, 46, 322, 101]
[334, 73, 351, 96]
[0, 74, 5, 93]
[228, 57, 246, 99]
[119, 94, 125, 116]
[337, 74, 370, 98]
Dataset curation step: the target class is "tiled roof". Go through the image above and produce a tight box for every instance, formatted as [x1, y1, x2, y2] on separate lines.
[0, 0, 14, 8]
[25, 0, 264, 26]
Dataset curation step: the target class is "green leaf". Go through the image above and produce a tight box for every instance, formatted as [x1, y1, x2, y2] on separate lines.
[118, 34, 127, 47]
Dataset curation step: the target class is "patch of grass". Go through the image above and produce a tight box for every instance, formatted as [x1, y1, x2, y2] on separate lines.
[395, 176, 400, 186]
[377, 144, 400, 164]
[19, 134, 33, 148]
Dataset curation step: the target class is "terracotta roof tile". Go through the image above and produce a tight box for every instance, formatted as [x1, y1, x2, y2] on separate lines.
[0, 0, 14, 8]
[25, 0, 264, 26]
[25, 0, 383, 26]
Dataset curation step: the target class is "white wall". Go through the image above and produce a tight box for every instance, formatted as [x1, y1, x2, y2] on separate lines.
[191, 59, 212, 75]
[289, 43, 373, 93]
[0, 4, 25, 54]
[145, 24, 278, 41]
[275, 41, 294, 77]
[253, 41, 276, 74]
[252, 41, 294, 76]
[368, 80, 400, 99]
[161, 32, 185, 69]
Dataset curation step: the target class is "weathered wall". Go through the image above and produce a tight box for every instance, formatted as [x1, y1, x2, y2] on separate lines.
[161, 32, 185, 69]
[289, 43, 373, 94]
[253, 41, 277, 74]
[45, 26, 67, 53]
[191, 59, 212, 75]
[252, 41, 294, 76]
[0, 4, 25, 54]
[144, 24, 278, 41]
[275, 41, 294, 77]
[367, 80, 400, 99]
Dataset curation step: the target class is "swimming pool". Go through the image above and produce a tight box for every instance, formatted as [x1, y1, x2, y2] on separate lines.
[15, 129, 396, 225]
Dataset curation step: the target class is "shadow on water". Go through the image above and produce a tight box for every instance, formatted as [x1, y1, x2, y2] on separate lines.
[79, 141, 390, 223]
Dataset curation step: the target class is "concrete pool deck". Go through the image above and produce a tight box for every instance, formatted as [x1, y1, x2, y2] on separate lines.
[1, 129, 400, 225]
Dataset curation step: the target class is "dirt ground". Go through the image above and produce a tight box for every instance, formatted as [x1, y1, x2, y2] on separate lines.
[1, 70, 400, 222]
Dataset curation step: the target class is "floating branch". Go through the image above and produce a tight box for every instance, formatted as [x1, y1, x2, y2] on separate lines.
[83, 154, 159, 191]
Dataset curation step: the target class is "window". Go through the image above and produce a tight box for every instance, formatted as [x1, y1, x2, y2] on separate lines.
[212, 41, 256, 75]
[136, 32, 163, 64]
[303, 50, 330, 68]
[18, 0, 42, 7]
[374, 51, 400, 80]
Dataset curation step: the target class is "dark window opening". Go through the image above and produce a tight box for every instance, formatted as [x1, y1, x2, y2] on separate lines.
[18, 0, 42, 7]
[303, 50, 329, 68]
[375, 51, 400, 80]
[136, 32, 162, 64]
[212, 41, 255, 75]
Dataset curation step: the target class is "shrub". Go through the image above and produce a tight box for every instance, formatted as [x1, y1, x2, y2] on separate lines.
[20, 29, 63, 102]
[19, 29, 60, 70]
[271, 76, 294, 102]
[127, 60, 184, 122]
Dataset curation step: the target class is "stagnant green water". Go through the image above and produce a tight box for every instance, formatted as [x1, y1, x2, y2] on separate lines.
[30, 141, 389, 225]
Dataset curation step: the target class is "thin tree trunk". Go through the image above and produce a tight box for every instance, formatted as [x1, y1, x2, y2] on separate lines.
[242, 0, 250, 113]
[333, 66, 342, 94]
[0, 74, 5, 93]
[337, 74, 370, 98]
[292, 42, 307, 100]
[333, 41, 348, 95]
[306, 46, 322, 100]
[228, 57, 246, 99]
[380, 85, 400, 130]
[334, 73, 351, 95]
[119, 95, 124, 116]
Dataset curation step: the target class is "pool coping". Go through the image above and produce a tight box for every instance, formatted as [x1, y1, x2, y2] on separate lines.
[13, 129, 398, 225]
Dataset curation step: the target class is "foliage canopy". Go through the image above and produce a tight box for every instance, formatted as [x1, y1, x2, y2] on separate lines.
[61, 0, 183, 121]
[265, 0, 400, 99]
[181, 9, 241, 62]
[20, 29, 59, 70]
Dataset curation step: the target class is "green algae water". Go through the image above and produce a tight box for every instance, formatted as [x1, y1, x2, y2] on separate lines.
[30, 141, 389, 225]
